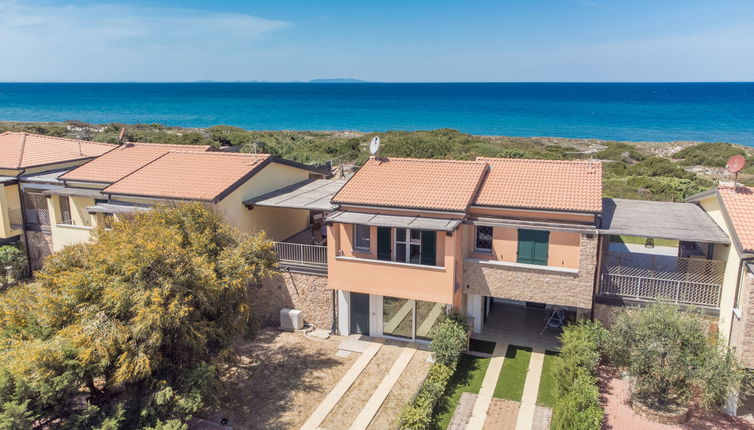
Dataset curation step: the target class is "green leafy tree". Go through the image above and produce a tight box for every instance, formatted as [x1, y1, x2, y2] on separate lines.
[604, 303, 748, 410]
[674, 142, 747, 167]
[0, 203, 277, 428]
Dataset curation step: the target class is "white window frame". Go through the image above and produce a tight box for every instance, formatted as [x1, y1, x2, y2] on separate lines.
[394, 228, 422, 264]
[474, 225, 493, 253]
[353, 224, 371, 252]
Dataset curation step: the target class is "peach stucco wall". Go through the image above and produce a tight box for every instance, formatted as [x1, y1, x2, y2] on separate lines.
[464, 224, 580, 269]
[335, 222, 446, 267]
[327, 222, 458, 304]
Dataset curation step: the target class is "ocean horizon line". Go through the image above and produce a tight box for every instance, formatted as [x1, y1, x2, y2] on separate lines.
[1, 81, 753, 84]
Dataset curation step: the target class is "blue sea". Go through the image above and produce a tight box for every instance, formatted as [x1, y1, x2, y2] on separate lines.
[0, 82, 753, 145]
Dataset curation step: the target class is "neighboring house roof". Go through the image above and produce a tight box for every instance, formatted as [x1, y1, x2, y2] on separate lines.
[600, 198, 729, 243]
[61, 142, 211, 183]
[0, 132, 115, 170]
[474, 158, 603, 213]
[332, 157, 488, 212]
[245, 179, 347, 211]
[103, 152, 272, 202]
[717, 185, 754, 252]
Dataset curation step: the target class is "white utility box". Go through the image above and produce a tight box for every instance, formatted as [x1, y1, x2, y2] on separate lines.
[280, 308, 304, 331]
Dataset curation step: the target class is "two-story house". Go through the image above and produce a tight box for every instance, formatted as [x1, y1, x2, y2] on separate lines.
[326, 156, 603, 341]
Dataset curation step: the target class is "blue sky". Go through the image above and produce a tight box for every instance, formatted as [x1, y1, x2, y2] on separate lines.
[1, 0, 753, 82]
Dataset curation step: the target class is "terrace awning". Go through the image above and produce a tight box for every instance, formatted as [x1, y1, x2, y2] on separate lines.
[244, 179, 346, 211]
[327, 210, 462, 232]
[599, 198, 729, 243]
[44, 187, 105, 199]
[86, 202, 151, 214]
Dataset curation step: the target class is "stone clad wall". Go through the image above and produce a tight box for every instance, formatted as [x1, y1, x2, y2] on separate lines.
[24, 230, 54, 270]
[462, 233, 598, 309]
[251, 270, 333, 330]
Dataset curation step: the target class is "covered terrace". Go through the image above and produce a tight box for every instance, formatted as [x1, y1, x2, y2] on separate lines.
[597, 198, 730, 309]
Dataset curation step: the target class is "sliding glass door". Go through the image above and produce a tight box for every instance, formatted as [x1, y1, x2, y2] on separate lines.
[382, 295, 446, 341]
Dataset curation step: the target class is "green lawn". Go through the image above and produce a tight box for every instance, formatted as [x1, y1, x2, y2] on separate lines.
[469, 338, 497, 355]
[536, 350, 563, 407]
[610, 235, 679, 248]
[492, 345, 532, 401]
[431, 354, 491, 430]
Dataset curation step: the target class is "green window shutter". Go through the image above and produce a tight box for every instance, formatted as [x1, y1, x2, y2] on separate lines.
[517, 229, 534, 264]
[532, 230, 549, 266]
[421, 231, 436, 266]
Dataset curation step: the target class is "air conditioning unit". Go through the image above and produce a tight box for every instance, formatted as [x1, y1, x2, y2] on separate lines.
[280, 308, 304, 331]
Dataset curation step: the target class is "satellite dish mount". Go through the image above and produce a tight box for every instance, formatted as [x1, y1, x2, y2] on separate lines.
[726, 155, 746, 186]
[369, 136, 381, 159]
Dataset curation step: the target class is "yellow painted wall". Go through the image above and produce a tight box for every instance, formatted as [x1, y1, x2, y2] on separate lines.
[48, 195, 96, 252]
[214, 162, 310, 239]
[698, 194, 741, 342]
[465, 224, 580, 269]
[0, 184, 23, 238]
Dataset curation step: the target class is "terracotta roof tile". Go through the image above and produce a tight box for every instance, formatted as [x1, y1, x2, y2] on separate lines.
[474, 158, 603, 212]
[61, 142, 211, 183]
[0, 132, 115, 170]
[332, 157, 488, 211]
[103, 152, 271, 202]
[718, 185, 754, 252]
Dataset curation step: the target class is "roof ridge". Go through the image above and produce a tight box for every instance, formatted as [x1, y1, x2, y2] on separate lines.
[165, 150, 270, 157]
[16, 133, 27, 168]
[477, 157, 601, 165]
[104, 151, 174, 191]
[374, 157, 486, 164]
[6, 132, 117, 148]
[123, 141, 211, 149]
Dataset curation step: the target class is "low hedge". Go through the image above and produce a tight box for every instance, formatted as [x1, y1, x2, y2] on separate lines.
[550, 320, 606, 430]
[400, 314, 468, 430]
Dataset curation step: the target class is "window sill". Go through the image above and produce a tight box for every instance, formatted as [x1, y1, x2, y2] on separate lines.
[56, 224, 93, 231]
[473, 249, 493, 255]
[335, 255, 445, 271]
[352, 248, 372, 255]
[464, 258, 579, 274]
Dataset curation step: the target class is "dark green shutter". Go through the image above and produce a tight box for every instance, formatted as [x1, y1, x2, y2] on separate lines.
[517, 229, 534, 264]
[377, 227, 392, 261]
[532, 230, 549, 265]
[517, 229, 549, 265]
[421, 231, 436, 266]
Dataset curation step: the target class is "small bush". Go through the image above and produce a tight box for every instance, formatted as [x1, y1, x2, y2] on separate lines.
[400, 363, 454, 429]
[430, 314, 468, 366]
[552, 320, 606, 396]
[0, 245, 26, 288]
[551, 371, 604, 430]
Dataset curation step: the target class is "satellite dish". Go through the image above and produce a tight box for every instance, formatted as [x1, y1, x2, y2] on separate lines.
[727, 155, 746, 173]
[369, 136, 381, 155]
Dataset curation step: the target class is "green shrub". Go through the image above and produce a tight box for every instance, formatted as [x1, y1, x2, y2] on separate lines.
[0, 245, 26, 288]
[673, 142, 746, 167]
[594, 142, 645, 162]
[604, 303, 748, 410]
[551, 371, 604, 430]
[400, 363, 454, 429]
[552, 320, 606, 397]
[430, 314, 468, 366]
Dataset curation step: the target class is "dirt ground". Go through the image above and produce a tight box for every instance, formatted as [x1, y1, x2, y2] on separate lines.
[204, 328, 357, 430]
[367, 348, 433, 430]
[483, 398, 521, 430]
[320, 340, 404, 429]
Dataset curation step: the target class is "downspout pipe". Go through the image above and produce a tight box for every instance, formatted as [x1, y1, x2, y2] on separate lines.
[14, 169, 33, 276]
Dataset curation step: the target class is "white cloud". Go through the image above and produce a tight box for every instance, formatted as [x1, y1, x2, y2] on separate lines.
[0, 1, 290, 81]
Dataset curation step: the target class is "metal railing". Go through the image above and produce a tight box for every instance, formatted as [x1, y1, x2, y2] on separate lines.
[8, 208, 22, 228]
[274, 242, 327, 267]
[599, 251, 724, 307]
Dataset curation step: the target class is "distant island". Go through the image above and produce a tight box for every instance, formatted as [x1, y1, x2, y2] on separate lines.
[307, 78, 368, 83]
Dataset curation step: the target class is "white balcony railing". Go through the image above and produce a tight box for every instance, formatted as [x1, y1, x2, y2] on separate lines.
[599, 251, 724, 307]
[274, 242, 327, 267]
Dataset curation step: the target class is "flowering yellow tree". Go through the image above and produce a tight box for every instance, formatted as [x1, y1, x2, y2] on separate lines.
[0, 203, 276, 428]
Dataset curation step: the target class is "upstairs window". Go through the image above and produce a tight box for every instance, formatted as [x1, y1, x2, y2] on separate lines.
[353, 224, 371, 251]
[475, 226, 493, 252]
[395, 228, 436, 266]
[517, 229, 549, 266]
[59, 196, 73, 225]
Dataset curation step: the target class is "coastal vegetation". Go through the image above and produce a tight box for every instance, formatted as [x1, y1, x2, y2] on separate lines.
[0, 204, 277, 428]
[2, 121, 753, 201]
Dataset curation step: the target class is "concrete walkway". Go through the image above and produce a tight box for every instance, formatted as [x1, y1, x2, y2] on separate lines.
[515, 347, 546, 430]
[300, 340, 383, 430]
[466, 342, 508, 429]
[349, 345, 417, 430]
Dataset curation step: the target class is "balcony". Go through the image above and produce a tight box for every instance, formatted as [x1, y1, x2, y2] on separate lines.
[598, 251, 724, 308]
[272, 229, 327, 275]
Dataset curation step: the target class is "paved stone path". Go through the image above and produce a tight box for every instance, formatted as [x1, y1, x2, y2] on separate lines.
[349, 345, 417, 430]
[449, 392, 478, 430]
[515, 347, 546, 430]
[466, 342, 508, 429]
[300, 340, 383, 430]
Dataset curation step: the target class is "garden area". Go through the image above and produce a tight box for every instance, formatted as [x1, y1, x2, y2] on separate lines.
[400, 303, 754, 430]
